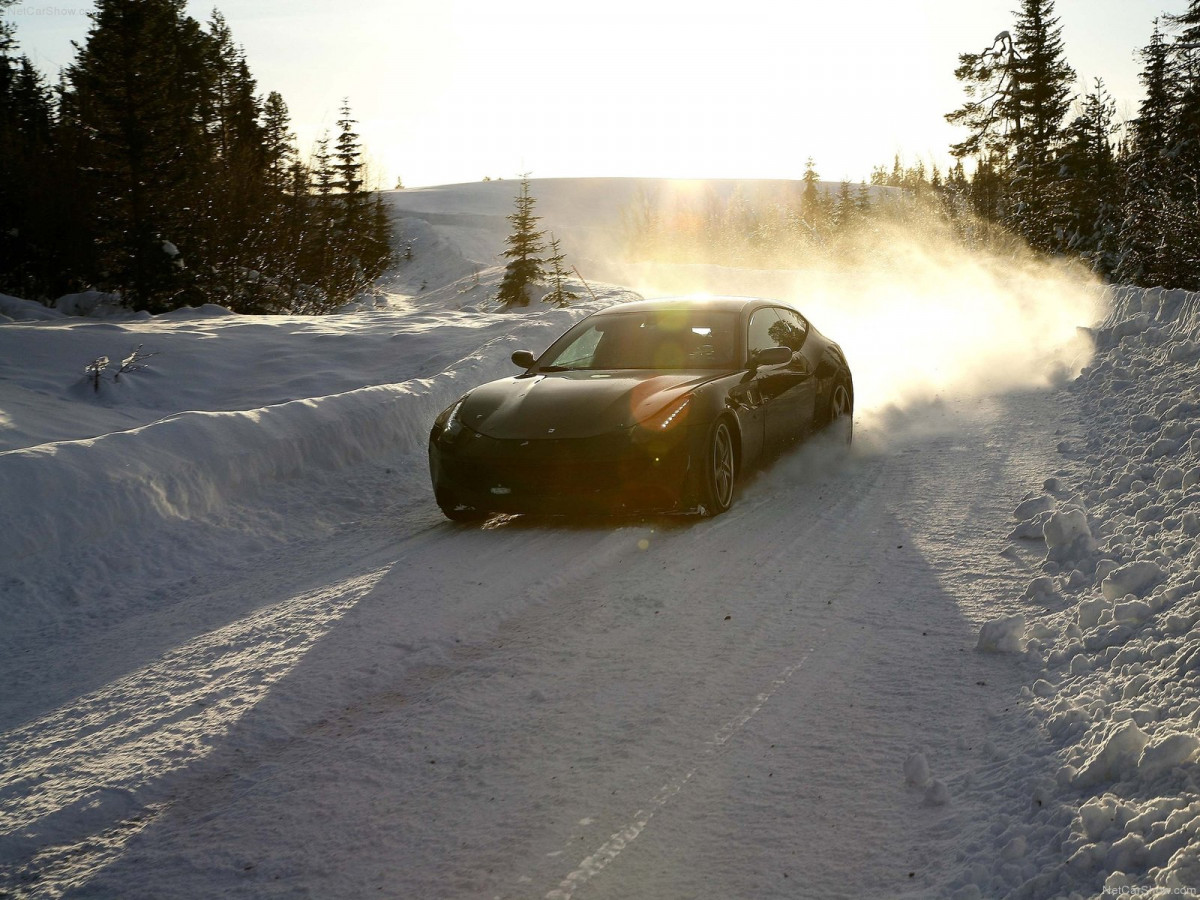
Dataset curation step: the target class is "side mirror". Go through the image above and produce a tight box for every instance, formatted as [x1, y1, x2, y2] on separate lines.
[750, 346, 791, 368]
[511, 350, 536, 369]
[790, 353, 812, 375]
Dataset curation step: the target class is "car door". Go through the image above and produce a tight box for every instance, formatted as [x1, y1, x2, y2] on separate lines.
[747, 307, 819, 452]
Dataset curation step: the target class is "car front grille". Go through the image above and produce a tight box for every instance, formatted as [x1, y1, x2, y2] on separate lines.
[434, 429, 691, 512]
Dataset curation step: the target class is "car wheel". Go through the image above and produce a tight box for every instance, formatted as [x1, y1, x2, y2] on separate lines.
[700, 419, 737, 516]
[829, 382, 853, 447]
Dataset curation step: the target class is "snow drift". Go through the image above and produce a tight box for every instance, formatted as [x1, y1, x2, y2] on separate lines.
[968, 282, 1200, 897]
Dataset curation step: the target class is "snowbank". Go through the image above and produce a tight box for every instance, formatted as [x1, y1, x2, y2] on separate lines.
[0, 289, 630, 645]
[974, 284, 1200, 897]
[0, 293, 64, 323]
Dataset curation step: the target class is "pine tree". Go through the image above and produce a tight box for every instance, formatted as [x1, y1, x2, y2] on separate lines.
[333, 99, 369, 270]
[1117, 24, 1172, 286]
[832, 180, 856, 233]
[3, 0, 389, 313]
[544, 234, 577, 307]
[855, 181, 873, 216]
[334, 99, 364, 198]
[945, 30, 1022, 159]
[311, 134, 335, 196]
[1058, 79, 1121, 271]
[497, 176, 546, 309]
[946, 1, 1075, 250]
[64, 0, 213, 310]
[261, 91, 294, 192]
[799, 157, 825, 240]
[361, 192, 395, 281]
[1009, 1, 1075, 169]
[1118, 8, 1200, 288]
[1162, 1, 1200, 287]
[0, 11, 65, 297]
[1131, 23, 1173, 161]
[208, 12, 262, 168]
[201, 11, 274, 311]
[968, 154, 1007, 223]
[1006, 0, 1076, 249]
[1168, 1, 1200, 149]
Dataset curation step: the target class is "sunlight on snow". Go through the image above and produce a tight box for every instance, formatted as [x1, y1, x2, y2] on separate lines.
[0, 565, 390, 882]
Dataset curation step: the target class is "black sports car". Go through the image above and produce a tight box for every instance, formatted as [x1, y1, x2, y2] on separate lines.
[428, 297, 853, 520]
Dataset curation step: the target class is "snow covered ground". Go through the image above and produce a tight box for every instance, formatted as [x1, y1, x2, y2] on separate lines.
[1, 179, 1199, 898]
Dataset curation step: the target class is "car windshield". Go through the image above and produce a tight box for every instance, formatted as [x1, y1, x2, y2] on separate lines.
[538, 310, 739, 370]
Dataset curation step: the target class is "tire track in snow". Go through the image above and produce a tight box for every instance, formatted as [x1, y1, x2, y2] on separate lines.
[541, 439, 888, 899]
[543, 646, 821, 900]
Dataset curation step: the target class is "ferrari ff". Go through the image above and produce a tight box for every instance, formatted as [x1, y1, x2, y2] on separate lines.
[428, 297, 853, 520]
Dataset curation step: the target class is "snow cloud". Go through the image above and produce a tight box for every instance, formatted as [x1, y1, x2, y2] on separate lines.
[592, 214, 1107, 419]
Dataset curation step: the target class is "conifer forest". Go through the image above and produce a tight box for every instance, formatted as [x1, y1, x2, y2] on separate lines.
[3, 0, 1200, 313]
[0, 0, 392, 314]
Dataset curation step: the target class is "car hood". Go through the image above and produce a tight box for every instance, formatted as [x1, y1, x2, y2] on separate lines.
[460, 371, 716, 440]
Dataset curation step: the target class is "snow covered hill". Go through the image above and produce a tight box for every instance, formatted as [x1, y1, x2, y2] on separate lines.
[1, 179, 1199, 898]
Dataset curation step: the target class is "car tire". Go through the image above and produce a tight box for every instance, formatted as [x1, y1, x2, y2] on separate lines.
[829, 382, 853, 447]
[700, 418, 737, 516]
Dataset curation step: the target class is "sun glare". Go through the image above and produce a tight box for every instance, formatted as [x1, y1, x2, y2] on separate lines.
[383, 0, 967, 185]
[6, 0, 1167, 187]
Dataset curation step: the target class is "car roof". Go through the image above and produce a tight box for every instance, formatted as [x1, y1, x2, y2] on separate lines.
[591, 296, 778, 317]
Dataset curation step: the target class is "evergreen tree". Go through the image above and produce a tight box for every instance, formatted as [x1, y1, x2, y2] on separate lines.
[334, 99, 364, 198]
[1168, 1, 1200, 150]
[497, 176, 546, 309]
[855, 181, 873, 217]
[207, 11, 262, 167]
[832, 180, 856, 232]
[1058, 79, 1121, 272]
[64, 0, 213, 310]
[946, 0, 1075, 250]
[201, 11, 272, 310]
[261, 91, 296, 192]
[297, 133, 337, 303]
[0, 8, 69, 298]
[1130, 22, 1173, 161]
[2, 1, 390, 313]
[1118, 9, 1200, 288]
[1008, 1, 1075, 170]
[1006, 0, 1076, 248]
[969, 155, 1007, 223]
[945, 30, 1023, 159]
[333, 99, 368, 267]
[311, 134, 335, 196]
[1162, 1, 1200, 288]
[799, 157, 825, 237]
[361, 191, 395, 282]
[544, 234, 577, 307]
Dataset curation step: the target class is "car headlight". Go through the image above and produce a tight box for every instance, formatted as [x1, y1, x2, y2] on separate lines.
[633, 395, 692, 440]
[433, 395, 469, 443]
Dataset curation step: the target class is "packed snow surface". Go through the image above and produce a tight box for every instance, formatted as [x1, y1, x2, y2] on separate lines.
[2, 179, 1200, 898]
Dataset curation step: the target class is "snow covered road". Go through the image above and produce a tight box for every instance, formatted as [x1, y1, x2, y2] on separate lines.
[10, 179, 1200, 897]
[2, 385, 1072, 898]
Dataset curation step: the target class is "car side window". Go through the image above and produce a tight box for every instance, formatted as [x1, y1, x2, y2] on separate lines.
[747, 309, 784, 359]
[770, 308, 809, 352]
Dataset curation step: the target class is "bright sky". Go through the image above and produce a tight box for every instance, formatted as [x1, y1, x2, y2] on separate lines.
[6, 0, 1179, 188]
